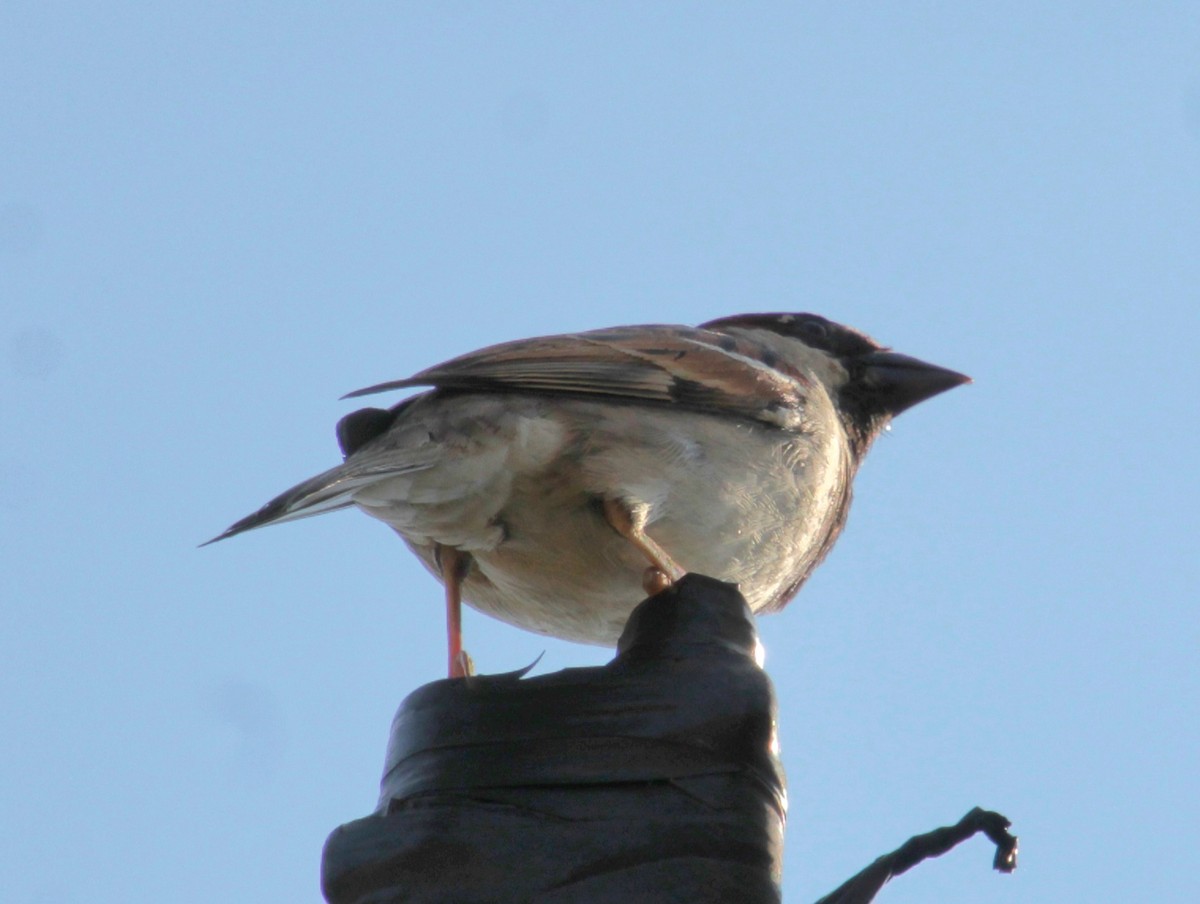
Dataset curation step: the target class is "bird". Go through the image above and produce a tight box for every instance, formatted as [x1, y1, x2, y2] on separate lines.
[206, 313, 969, 678]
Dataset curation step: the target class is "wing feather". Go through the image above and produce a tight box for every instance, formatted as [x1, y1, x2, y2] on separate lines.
[343, 325, 810, 427]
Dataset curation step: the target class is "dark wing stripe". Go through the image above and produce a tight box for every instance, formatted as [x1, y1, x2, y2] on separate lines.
[343, 325, 809, 428]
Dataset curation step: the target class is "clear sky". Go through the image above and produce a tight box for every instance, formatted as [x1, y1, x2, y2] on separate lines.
[3, 4, 1197, 902]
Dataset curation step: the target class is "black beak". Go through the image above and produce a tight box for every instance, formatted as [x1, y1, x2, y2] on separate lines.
[860, 350, 972, 417]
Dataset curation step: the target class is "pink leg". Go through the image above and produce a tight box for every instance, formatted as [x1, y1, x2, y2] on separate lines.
[436, 545, 473, 678]
[601, 498, 685, 596]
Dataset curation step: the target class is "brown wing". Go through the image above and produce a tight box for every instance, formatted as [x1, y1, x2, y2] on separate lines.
[343, 324, 812, 428]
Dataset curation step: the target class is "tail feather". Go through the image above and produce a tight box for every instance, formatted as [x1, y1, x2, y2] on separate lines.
[202, 458, 432, 547]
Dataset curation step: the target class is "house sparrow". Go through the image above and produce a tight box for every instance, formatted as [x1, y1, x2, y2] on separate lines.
[207, 313, 969, 677]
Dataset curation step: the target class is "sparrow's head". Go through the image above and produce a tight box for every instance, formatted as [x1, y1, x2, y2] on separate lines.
[701, 312, 971, 457]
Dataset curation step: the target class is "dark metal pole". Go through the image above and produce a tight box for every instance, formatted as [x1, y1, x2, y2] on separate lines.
[319, 573, 1017, 902]
[321, 574, 786, 904]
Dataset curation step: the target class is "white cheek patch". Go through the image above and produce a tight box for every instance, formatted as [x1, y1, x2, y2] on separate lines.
[731, 328, 850, 396]
[786, 344, 848, 392]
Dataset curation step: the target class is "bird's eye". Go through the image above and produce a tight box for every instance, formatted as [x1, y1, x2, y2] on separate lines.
[798, 320, 829, 340]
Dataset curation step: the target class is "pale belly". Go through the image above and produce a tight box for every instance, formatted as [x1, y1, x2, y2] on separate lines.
[353, 394, 850, 645]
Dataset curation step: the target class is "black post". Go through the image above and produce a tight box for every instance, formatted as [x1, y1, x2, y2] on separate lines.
[321, 574, 786, 903]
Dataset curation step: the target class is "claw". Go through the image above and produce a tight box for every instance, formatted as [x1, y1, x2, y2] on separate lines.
[451, 649, 475, 679]
[642, 567, 673, 596]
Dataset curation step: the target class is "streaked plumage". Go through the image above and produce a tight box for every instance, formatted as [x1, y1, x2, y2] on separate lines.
[208, 313, 968, 653]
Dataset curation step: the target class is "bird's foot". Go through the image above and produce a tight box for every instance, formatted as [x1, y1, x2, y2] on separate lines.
[450, 649, 475, 679]
[602, 498, 686, 587]
[642, 567, 675, 596]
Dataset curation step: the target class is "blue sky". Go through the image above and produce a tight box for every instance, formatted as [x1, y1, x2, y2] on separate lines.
[3, 4, 1197, 901]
